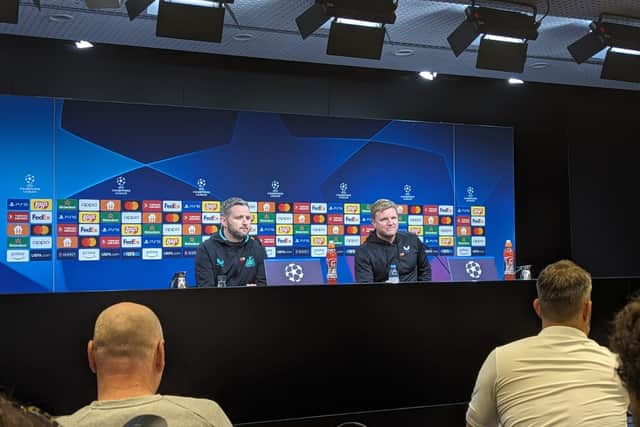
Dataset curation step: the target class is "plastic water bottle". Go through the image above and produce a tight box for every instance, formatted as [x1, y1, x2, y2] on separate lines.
[326, 242, 337, 285]
[217, 275, 227, 288]
[388, 263, 400, 284]
[503, 240, 515, 280]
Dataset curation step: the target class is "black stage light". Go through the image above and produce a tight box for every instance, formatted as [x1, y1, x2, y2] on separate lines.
[85, 0, 121, 9]
[125, 0, 155, 20]
[295, 0, 397, 60]
[156, 0, 233, 43]
[447, 1, 540, 73]
[568, 14, 640, 83]
[0, 0, 19, 24]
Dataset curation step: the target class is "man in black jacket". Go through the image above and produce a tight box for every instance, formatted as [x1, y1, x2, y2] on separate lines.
[355, 199, 431, 283]
[195, 197, 266, 287]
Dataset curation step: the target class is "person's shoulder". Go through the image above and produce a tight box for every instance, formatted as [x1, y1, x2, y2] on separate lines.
[55, 405, 92, 426]
[161, 396, 230, 424]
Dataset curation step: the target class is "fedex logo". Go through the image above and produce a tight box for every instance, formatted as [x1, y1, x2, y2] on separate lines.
[310, 203, 327, 213]
[276, 236, 293, 246]
[162, 200, 182, 212]
[31, 199, 52, 211]
[471, 216, 486, 226]
[202, 213, 221, 224]
[121, 237, 142, 248]
[78, 199, 99, 211]
[344, 215, 360, 225]
[438, 205, 454, 215]
[78, 225, 100, 236]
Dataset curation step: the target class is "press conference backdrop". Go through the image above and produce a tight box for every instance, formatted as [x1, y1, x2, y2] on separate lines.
[0, 95, 515, 293]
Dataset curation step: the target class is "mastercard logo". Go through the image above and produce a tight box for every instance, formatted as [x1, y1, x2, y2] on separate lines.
[312, 214, 326, 223]
[277, 203, 291, 212]
[346, 226, 359, 235]
[440, 216, 453, 225]
[164, 213, 181, 223]
[204, 225, 219, 234]
[472, 227, 485, 236]
[81, 237, 97, 248]
[32, 225, 50, 235]
[124, 201, 140, 211]
[409, 206, 422, 214]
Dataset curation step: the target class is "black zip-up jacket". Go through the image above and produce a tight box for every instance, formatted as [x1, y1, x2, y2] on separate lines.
[354, 231, 432, 283]
[195, 230, 266, 287]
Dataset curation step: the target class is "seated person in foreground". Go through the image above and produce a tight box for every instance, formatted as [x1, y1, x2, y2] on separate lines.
[56, 302, 232, 427]
[466, 260, 628, 427]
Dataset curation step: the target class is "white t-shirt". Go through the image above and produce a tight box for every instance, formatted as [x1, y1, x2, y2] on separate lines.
[466, 326, 629, 427]
[56, 394, 232, 427]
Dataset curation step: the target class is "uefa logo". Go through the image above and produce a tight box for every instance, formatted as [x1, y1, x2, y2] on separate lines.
[464, 185, 478, 203]
[112, 176, 131, 196]
[400, 183, 415, 201]
[267, 179, 284, 198]
[193, 177, 211, 197]
[336, 182, 352, 200]
[19, 173, 40, 194]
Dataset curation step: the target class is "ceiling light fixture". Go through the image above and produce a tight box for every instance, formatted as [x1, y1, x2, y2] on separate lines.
[447, 0, 546, 73]
[508, 77, 524, 84]
[75, 40, 94, 49]
[419, 71, 437, 80]
[568, 13, 640, 83]
[295, 0, 398, 60]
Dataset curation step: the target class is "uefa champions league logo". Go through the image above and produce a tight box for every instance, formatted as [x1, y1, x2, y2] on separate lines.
[400, 183, 415, 201]
[193, 177, 211, 197]
[284, 263, 304, 283]
[267, 179, 284, 198]
[464, 185, 478, 203]
[112, 175, 131, 196]
[336, 182, 352, 200]
[19, 173, 40, 194]
[465, 261, 482, 279]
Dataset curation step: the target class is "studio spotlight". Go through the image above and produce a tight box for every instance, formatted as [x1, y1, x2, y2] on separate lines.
[568, 13, 640, 83]
[447, 0, 542, 73]
[295, 0, 398, 60]
[156, 0, 233, 43]
[0, 0, 19, 24]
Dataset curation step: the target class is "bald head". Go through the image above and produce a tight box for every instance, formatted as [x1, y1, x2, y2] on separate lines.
[92, 302, 163, 365]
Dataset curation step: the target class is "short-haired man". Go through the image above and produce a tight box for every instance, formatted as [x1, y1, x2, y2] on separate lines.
[610, 296, 640, 427]
[466, 260, 628, 427]
[196, 197, 266, 287]
[56, 302, 232, 427]
[354, 199, 431, 283]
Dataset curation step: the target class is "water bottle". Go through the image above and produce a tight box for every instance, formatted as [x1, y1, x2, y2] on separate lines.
[388, 263, 400, 284]
[217, 275, 227, 288]
[503, 240, 515, 280]
[170, 271, 187, 289]
[326, 242, 338, 285]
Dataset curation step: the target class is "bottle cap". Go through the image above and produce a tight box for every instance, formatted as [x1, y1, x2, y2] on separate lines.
[505, 240, 512, 247]
[328, 242, 335, 249]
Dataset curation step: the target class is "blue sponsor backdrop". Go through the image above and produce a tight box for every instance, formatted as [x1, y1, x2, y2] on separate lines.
[0, 95, 514, 293]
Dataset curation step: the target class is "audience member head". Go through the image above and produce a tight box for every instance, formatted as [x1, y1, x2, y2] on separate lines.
[88, 302, 165, 401]
[610, 296, 640, 425]
[533, 260, 592, 333]
[0, 393, 59, 427]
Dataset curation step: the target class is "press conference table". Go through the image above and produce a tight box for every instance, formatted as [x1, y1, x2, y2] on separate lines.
[1, 278, 638, 426]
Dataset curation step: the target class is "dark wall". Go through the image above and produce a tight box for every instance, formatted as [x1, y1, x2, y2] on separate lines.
[1, 34, 639, 275]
